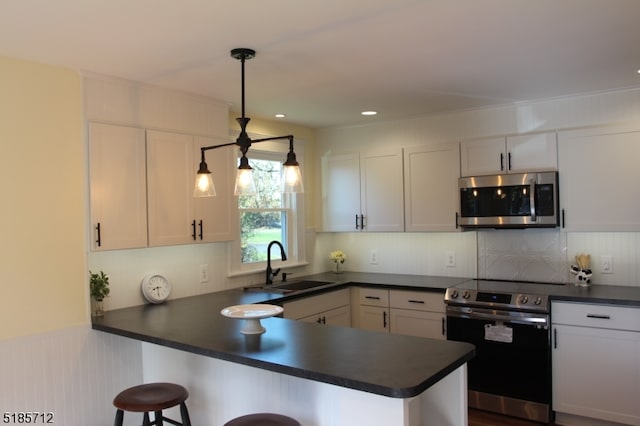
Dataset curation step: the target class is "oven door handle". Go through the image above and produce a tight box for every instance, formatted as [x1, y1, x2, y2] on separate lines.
[529, 178, 537, 222]
[447, 307, 549, 326]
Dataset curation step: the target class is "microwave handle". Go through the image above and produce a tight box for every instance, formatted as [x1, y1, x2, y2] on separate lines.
[529, 178, 537, 221]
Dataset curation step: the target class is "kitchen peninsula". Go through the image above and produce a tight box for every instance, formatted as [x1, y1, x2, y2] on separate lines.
[93, 274, 475, 426]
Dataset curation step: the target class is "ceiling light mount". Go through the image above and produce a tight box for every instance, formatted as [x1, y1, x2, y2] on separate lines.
[194, 48, 304, 197]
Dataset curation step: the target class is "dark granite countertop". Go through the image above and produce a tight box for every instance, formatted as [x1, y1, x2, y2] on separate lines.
[92, 273, 475, 398]
[92, 271, 639, 399]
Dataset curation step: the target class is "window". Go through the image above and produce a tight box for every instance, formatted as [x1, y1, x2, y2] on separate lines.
[230, 140, 305, 274]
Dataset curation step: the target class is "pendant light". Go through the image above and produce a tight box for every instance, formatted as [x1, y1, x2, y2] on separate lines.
[194, 48, 304, 197]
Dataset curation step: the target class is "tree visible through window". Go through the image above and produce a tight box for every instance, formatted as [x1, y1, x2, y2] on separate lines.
[238, 157, 290, 264]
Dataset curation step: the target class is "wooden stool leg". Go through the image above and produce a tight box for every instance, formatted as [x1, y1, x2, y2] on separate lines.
[180, 403, 191, 426]
[143, 412, 151, 426]
[114, 409, 124, 426]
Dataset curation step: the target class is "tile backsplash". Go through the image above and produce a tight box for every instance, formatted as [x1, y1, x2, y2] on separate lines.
[478, 229, 568, 283]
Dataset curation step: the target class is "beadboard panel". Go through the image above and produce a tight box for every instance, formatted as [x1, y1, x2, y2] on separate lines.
[141, 342, 467, 425]
[0, 325, 143, 426]
[83, 73, 229, 138]
[329, 232, 477, 278]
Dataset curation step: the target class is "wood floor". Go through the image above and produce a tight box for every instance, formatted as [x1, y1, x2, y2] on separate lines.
[469, 409, 557, 426]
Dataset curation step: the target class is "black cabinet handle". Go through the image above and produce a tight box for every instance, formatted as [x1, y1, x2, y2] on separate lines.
[455, 212, 459, 229]
[408, 299, 425, 304]
[198, 220, 203, 240]
[365, 296, 381, 300]
[383, 311, 387, 328]
[441, 317, 446, 336]
[587, 314, 611, 319]
[508, 152, 512, 170]
[553, 328, 557, 349]
[191, 220, 196, 240]
[355, 214, 359, 230]
[360, 214, 365, 230]
[500, 153, 504, 171]
[95, 222, 101, 247]
[562, 209, 566, 228]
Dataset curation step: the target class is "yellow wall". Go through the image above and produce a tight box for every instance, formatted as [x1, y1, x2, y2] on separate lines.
[229, 115, 320, 229]
[0, 56, 86, 339]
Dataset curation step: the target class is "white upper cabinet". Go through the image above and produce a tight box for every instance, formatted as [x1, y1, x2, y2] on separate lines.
[558, 125, 640, 231]
[460, 132, 557, 176]
[322, 148, 404, 232]
[88, 122, 148, 251]
[404, 143, 460, 232]
[147, 130, 233, 246]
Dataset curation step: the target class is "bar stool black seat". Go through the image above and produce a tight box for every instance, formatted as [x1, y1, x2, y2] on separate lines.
[224, 413, 300, 426]
[113, 382, 191, 426]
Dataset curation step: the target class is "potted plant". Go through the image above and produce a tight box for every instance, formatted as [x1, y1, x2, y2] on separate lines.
[89, 270, 110, 317]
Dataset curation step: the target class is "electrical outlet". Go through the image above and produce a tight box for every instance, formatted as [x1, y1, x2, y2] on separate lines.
[199, 264, 209, 283]
[370, 249, 378, 265]
[446, 251, 456, 268]
[600, 256, 613, 274]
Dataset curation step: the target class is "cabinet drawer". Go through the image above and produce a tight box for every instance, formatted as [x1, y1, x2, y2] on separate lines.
[389, 290, 445, 313]
[283, 289, 350, 320]
[355, 287, 389, 307]
[552, 302, 640, 332]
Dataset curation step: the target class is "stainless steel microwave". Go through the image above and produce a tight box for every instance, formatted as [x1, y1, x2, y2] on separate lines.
[458, 172, 559, 228]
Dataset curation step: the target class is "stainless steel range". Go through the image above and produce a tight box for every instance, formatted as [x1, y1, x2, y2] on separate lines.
[445, 280, 556, 424]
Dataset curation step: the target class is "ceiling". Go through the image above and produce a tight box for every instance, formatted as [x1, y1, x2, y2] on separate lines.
[2, 0, 640, 129]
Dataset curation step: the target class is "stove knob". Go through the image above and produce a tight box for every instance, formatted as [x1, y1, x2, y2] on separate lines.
[462, 290, 471, 299]
[534, 296, 543, 305]
[519, 295, 529, 304]
[450, 290, 459, 299]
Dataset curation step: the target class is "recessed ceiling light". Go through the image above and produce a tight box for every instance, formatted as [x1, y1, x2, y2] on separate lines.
[275, 113, 286, 118]
[361, 111, 377, 116]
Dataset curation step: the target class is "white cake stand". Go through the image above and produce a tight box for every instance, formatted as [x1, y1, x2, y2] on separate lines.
[221, 304, 284, 335]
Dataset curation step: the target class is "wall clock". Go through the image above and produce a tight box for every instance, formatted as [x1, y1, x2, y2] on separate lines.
[141, 274, 171, 304]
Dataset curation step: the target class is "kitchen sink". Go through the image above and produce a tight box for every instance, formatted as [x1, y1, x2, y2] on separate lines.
[270, 280, 334, 292]
[243, 280, 336, 294]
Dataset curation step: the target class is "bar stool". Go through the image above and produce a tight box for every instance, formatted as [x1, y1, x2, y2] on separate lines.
[113, 382, 191, 426]
[224, 413, 300, 426]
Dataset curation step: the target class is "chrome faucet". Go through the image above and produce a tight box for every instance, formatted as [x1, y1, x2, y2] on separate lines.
[265, 240, 287, 285]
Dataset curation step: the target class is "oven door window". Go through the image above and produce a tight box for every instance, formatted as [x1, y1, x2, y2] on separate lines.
[447, 316, 550, 404]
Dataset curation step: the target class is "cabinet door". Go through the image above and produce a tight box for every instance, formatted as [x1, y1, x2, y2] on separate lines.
[404, 143, 460, 231]
[322, 153, 361, 231]
[193, 137, 234, 242]
[553, 324, 640, 425]
[558, 126, 640, 231]
[460, 137, 505, 176]
[357, 306, 389, 332]
[506, 132, 557, 173]
[88, 123, 147, 250]
[147, 130, 195, 246]
[390, 309, 446, 340]
[299, 305, 351, 327]
[360, 148, 405, 232]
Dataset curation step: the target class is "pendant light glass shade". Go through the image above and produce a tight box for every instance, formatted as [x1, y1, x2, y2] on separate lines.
[233, 154, 256, 195]
[282, 163, 303, 193]
[194, 159, 216, 197]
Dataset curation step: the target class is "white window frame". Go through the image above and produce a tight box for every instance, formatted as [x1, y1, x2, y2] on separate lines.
[228, 136, 306, 276]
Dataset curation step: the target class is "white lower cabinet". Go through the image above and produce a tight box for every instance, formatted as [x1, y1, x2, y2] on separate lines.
[352, 288, 390, 332]
[389, 290, 446, 340]
[352, 287, 446, 339]
[282, 289, 351, 327]
[552, 302, 640, 426]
